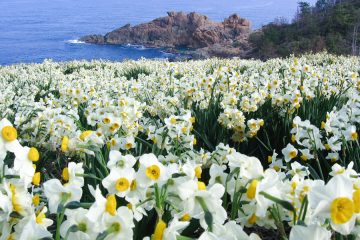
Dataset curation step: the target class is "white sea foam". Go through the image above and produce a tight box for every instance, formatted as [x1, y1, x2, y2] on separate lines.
[125, 43, 147, 50]
[66, 39, 86, 44]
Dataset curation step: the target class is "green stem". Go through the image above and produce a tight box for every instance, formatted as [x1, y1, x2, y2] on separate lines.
[55, 209, 66, 240]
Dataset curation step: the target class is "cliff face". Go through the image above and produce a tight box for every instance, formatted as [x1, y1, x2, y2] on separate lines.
[80, 12, 252, 58]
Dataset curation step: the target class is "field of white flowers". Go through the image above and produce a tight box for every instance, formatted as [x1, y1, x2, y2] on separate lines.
[0, 53, 359, 240]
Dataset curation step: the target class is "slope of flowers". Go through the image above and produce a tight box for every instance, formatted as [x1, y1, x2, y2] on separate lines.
[0, 53, 359, 239]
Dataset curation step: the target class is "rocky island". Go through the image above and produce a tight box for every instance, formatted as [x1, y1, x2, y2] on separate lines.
[80, 12, 252, 59]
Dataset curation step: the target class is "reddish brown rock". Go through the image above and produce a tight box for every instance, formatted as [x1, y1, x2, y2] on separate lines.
[80, 12, 252, 58]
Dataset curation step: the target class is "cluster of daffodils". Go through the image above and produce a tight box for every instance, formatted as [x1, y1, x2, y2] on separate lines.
[0, 53, 359, 239]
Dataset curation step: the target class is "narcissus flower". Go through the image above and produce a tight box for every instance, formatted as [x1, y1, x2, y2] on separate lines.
[309, 175, 357, 235]
[289, 224, 331, 240]
[136, 154, 168, 187]
[102, 167, 135, 197]
[282, 144, 298, 162]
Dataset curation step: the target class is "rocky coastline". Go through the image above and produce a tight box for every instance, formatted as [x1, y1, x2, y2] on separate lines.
[80, 12, 253, 59]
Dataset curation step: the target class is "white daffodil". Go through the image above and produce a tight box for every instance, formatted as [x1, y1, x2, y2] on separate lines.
[254, 169, 284, 217]
[162, 218, 189, 240]
[179, 181, 227, 230]
[136, 153, 169, 188]
[100, 206, 134, 240]
[289, 224, 331, 240]
[181, 160, 203, 180]
[4, 182, 33, 217]
[12, 146, 37, 187]
[329, 162, 356, 177]
[199, 221, 261, 240]
[13, 213, 52, 240]
[60, 208, 97, 240]
[43, 179, 82, 214]
[308, 175, 357, 235]
[344, 125, 358, 141]
[0, 118, 22, 164]
[282, 143, 298, 162]
[86, 186, 118, 228]
[62, 162, 84, 187]
[227, 152, 263, 180]
[107, 150, 136, 170]
[208, 164, 227, 187]
[102, 167, 135, 197]
[299, 148, 314, 161]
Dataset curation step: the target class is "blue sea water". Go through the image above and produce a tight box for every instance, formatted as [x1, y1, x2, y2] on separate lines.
[0, 0, 316, 65]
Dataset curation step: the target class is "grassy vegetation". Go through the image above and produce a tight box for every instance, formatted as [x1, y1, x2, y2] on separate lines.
[249, 0, 360, 59]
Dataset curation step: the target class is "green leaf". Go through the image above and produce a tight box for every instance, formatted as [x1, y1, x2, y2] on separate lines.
[259, 191, 295, 212]
[96, 231, 109, 240]
[306, 163, 321, 179]
[196, 197, 213, 232]
[65, 201, 81, 209]
[172, 173, 187, 178]
[204, 211, 213, 232]
[9, 211, 23, 219]
[3, 175, 20, 179]
[57, 203, 64, 214]
[177, 236, 195, 240]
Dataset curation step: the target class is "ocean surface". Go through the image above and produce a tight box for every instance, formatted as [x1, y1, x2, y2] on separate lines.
[0, 0, 317, 65]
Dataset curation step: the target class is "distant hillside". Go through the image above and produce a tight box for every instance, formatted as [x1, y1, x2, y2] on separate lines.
[249, 0, 360, 59]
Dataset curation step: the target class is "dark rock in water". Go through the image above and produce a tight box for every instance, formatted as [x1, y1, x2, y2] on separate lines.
[80, 12, 252, 59]
[80, 34, 105, 44]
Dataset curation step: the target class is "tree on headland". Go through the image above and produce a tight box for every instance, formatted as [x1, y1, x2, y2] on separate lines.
[249, 0, 360, 59]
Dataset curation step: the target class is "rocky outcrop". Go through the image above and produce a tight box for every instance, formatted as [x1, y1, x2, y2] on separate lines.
[80, 12, 252, 58]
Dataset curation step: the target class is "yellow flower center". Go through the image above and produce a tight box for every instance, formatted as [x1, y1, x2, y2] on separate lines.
[10, 184, 23, 213]
[105, 194, 117, 216]
[32, 194, 40, 206]
[273, 166, 280, 172]
[78, 222, 87, 232]
[130, 180, 137, 191]
[32, 172, 41, 186]
[103, 117, 111, 124]
[300, 154, 308, 161]
[181, 127, 188, 134]
[330, 197, 354, 224]
[7, 234, 14, 240]
[125, 142, 133, 150]
[146, 165, 160, 181]
[153, 219, 166, 240]
[28, 147, 40, 162]
[127, 203, 133, 209]
[351, 132, 358, 140]
[324, 144, 331, 151]
[115, 178, 129, 192]
[111, 138, 117, 146]
[353, 189, 360, 213]
[289, 150, 297, 159]
[80, 130, 92, 141]
[170, 117, 177, 124]
[197, 181, 206, 190]
[110, 222, 121, 232]
[180, 213, 191, 222]
[1, 126, 17, 142]
[61, 136, 69, 152]
[36, 211, 46, 224]
[246, 179, 259, 200]
[248, 214, 257, 225]
[194, 166, 202, 179]
[62, 167, 69, 181]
